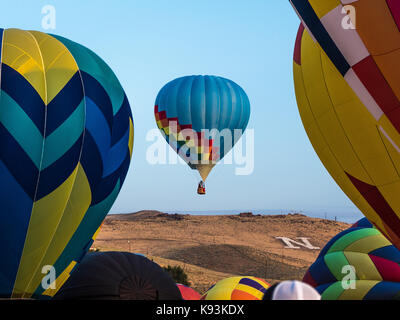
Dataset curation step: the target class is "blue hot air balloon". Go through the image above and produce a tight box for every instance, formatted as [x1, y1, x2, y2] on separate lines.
[154, 75, 250, 194]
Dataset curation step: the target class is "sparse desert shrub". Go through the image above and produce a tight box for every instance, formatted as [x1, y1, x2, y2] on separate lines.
[163, 265, 190, 286]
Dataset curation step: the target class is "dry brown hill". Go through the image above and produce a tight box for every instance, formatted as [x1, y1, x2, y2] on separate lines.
[93, 211, 350, 294]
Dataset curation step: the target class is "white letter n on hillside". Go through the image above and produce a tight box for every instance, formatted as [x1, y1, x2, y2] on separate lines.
[275, 237, 320, 250]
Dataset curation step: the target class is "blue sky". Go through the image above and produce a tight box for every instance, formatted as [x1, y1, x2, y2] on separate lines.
[1, 1, 362, 218]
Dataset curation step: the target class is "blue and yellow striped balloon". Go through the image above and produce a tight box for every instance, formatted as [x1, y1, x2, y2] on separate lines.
[0, 28, 134, 298]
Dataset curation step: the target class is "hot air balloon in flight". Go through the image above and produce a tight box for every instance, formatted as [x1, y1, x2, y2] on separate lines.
[200, 276, 270, 300]
[0, 28, 134, 298]
[303, 219, 400, 300]
[291, 1, 400, 249]
[154, 75, 250, 195]
[54, 252, 182, 300]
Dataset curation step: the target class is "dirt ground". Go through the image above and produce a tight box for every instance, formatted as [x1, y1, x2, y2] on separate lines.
[93, 211, 350, 294]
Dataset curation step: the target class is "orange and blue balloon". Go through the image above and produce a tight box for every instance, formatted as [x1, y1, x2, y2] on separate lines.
[201, 276, 270, 300]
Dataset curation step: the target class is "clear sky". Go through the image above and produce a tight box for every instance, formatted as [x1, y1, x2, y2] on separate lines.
[0, 0, 362, 218]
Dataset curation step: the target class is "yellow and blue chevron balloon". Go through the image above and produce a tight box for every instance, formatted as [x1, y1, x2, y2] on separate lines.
[0, 28, 134, 298]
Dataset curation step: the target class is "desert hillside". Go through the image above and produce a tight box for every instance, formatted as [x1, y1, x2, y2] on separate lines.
[93, 211, 350, 294]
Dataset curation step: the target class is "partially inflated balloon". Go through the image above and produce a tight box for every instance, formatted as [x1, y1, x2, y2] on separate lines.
[177, 284, 201, 300]
[263, 280, 321, 300]
[155, 75, 250, 181]
[291, 1, 400, 248]
[201, 276, 270, 300]
[303, 219, 400, 300]
[54, 252, 182, 300]
[0, 28, 134, 298]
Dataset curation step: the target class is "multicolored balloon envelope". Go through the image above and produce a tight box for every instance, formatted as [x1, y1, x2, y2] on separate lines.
[303, 219, 400, 300]
[291, 1, 400, 249]
[0, 28, 134, 298]
[200, 276, 270, 300]
[155, 75, 250, 182]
